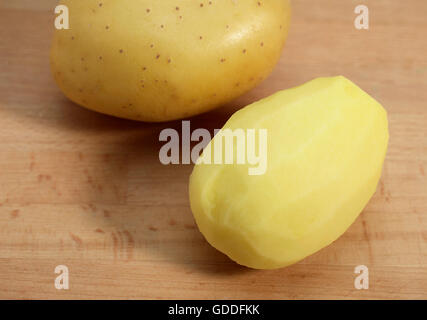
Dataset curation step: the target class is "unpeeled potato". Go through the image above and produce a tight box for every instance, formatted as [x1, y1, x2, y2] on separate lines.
[50, 0, 291, 121]
[189, 76, 389, 269]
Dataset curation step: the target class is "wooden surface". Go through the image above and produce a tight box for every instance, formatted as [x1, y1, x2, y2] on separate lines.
[0, 0, 426, 299]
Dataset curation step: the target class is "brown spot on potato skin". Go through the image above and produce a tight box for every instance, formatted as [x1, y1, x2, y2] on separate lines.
[149, 226, 158, 231]
[95, 228, 104, 233]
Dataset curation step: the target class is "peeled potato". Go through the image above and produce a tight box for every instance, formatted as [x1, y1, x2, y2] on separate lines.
[189, 76, 389, 269]
[50, 0, 291, 122]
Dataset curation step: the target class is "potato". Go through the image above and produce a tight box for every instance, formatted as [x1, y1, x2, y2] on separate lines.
[189, 76, 389, 269]
[50, 0, 291, 122]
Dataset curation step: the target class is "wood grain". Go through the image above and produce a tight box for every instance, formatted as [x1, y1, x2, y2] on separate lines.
[0, 0, 426, 299]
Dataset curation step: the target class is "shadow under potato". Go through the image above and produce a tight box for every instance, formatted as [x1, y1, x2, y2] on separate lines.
[52, 97, 254, 275]
[72, 110, 255, 276]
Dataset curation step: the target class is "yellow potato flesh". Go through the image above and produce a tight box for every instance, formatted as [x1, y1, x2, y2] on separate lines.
[50, 0, 291, 122]
[189, 76, 389, 269]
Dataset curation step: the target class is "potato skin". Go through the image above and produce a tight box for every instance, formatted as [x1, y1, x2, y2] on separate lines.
[189, 76, 389, 269]
[50, 0, 291, 122]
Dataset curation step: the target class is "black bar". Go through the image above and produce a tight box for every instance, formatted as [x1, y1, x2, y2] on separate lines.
[0, 300, 423, 318]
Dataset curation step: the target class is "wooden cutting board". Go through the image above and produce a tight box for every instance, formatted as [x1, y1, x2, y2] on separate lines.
[0, 0, 426, 299]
